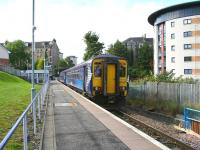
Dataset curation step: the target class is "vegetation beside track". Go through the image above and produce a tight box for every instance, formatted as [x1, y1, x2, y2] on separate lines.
[0, 71, 41, 149]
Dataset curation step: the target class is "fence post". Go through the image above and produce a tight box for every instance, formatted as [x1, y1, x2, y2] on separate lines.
[143, 81, 146, 103]
[23, 115, 28, 150]
[33, 101, 36, 134]
[37, 96, 41, 120]
[156, 82, 159, 101]
[41, 93, 43, 110]
[184, 108, 187, 128]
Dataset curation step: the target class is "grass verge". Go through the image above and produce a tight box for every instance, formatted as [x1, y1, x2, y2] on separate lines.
[0, 71, 41, 149]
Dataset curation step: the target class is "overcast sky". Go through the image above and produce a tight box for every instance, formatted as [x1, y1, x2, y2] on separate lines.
[0, 0, 195, 63]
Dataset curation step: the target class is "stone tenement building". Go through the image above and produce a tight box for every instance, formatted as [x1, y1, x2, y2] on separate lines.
[26, 39, 60, 74]
[123, 36, 153, 66]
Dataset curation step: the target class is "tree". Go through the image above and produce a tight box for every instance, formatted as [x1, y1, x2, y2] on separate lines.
[6, 40, 31, 70]
[137, 42, 153, 71]
[65, 57, 75, 68]
[106, 40, 128, 59]
[35, 58, 44, 70]
[83, 31, 104, 61]
[55, 57, 75, 76]
[128, 42, 153, 79]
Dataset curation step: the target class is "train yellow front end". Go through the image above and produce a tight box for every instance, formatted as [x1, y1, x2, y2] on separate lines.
[92, 55, 128, 103]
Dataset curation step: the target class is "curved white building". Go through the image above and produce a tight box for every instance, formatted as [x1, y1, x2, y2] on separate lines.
[148, 1, 200, 78]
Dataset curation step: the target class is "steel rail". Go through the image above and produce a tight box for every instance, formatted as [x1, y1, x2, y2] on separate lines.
[118, 110, 195, 150]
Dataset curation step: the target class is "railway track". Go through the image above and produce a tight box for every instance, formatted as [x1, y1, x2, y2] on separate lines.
[108, 109, 195, 150]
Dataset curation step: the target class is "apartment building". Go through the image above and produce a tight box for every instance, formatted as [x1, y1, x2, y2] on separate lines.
[148, 1, 200, 78]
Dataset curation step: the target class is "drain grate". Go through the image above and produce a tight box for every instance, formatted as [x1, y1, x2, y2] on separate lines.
[54, 102, 77, 107]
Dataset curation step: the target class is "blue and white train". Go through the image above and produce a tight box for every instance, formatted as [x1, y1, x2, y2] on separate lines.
[60, 54, 128, 103]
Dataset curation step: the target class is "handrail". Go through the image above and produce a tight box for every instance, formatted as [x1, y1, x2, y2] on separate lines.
[185, 107, 200, 113]
[0, 80, 49, 150]
[184, 107, 200, 129]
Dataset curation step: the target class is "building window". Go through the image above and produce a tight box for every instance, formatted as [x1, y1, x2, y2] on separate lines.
[184, 44, 192, 49]
[171, 22, 175, 27]
[184, 31, 192, 37]
[183, 19, 192, 25]
[171, 33, 175, 39]
[171, 57, 175, 63]
[184, 69, 192, 74]
[171, 45, 175, 51]
[184, 56, 192, 62]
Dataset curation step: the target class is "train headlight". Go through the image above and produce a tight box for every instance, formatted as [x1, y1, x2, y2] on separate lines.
[94, 87, 102, 91]
[120, 86, 126, 91]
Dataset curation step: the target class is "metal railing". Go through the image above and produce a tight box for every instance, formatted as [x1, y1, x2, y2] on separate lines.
[184, 108, 200, 130]
[0, 80, 49, 150]
[0, 65, 27, 77]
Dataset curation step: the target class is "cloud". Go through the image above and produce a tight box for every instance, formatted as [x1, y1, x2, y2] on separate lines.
[0, 0, 162, 63]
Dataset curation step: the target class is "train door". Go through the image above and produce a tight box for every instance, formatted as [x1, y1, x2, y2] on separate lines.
[83, 66, 88, 92]
[106, 64, 116, 94]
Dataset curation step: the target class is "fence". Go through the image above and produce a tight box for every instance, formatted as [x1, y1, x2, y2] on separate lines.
[0, 80, 49, 150]
[184, 108, 200, 134]
[0, 65, 48, 83]
[0, 65, 27, 78]
[128, 82, 200, 104]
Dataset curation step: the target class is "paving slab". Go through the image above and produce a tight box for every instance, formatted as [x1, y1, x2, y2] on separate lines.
[46, 81, 130, 150]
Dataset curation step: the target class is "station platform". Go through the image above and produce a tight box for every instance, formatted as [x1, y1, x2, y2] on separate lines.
[42, 81, 170, 150]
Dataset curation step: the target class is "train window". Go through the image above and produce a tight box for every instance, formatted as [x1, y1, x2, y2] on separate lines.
[120, 65, 126, 77]
[94, 65, 102, 77]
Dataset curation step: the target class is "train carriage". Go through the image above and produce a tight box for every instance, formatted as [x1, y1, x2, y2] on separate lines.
[60, 54, 128, 104]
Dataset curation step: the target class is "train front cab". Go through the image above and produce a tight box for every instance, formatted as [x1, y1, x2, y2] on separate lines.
[92, 57, 128, 103]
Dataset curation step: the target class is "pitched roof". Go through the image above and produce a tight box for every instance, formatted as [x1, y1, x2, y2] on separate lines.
[123, 37, 153, 43]
[26, 41, 52, 49]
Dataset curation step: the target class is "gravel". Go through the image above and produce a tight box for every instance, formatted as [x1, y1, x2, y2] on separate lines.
[124, 106, 200, 150]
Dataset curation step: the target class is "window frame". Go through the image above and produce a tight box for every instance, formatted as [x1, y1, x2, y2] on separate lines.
[184, 69, 192, 74]
[171, 21, 175, 27]
[120, 65, 126, 77]
[171, 45, 175, 51]
[171, 33, 175, 39]
[184, 56, 192, 62]
[184, 44, 192, 49]
[183, 31, 192, 37]
[171, 57, 175, 63]
[94, 63, 102, 77]
[183, 19, 192, 25]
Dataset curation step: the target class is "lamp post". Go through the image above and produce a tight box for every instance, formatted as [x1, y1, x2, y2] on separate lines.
[31, 0, 36, 99]
[31, 0, 36, 100]
[31, 0, 37, 135]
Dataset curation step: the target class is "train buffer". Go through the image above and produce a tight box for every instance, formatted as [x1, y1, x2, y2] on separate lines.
[41, 80, 170, 150]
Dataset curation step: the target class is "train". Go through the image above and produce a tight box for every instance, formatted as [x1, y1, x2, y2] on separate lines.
[59, 54, 129, 104]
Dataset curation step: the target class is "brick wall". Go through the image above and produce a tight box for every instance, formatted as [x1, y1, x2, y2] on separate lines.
[0, 58, 9, 65]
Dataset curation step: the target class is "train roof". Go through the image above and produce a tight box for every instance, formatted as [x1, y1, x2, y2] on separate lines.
[93, 54, 126, 60]
[60, 54, 126, 74]
[61, 59, 92, 73]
